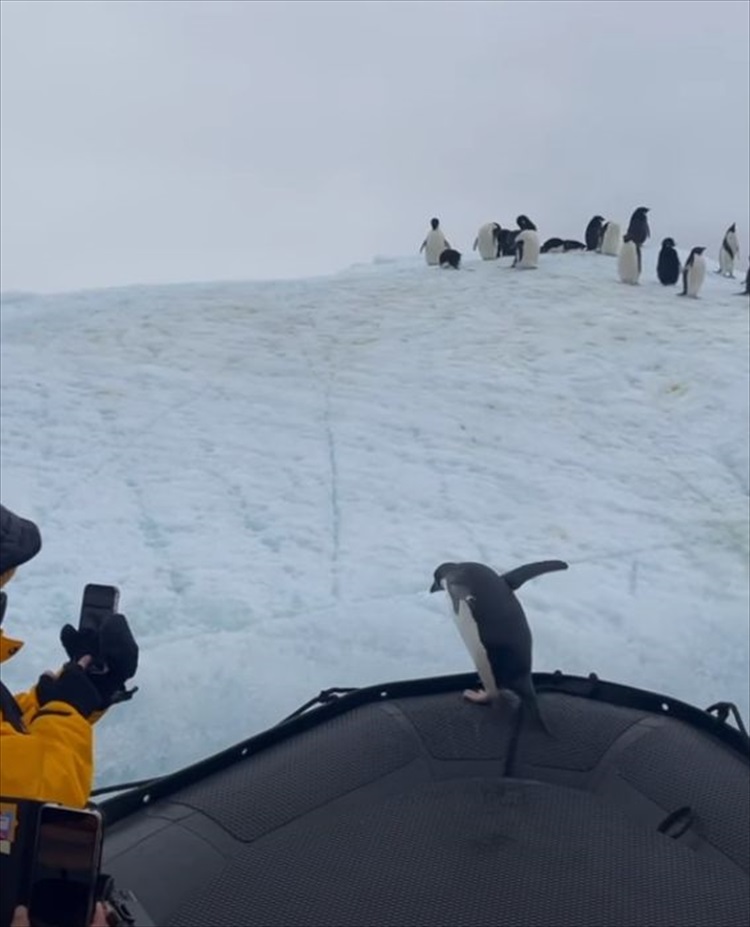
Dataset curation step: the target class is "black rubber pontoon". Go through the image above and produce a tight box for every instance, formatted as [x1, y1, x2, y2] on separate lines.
[99, 672, 750, 927]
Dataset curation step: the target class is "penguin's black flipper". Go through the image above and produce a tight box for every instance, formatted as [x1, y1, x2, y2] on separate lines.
[501, 560, 569, 591]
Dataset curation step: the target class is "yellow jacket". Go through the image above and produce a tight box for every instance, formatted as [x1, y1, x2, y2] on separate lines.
[0, 628, 94, 808]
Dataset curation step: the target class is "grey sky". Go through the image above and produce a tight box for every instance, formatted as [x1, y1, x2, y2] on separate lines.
[1, 0, 748, 294]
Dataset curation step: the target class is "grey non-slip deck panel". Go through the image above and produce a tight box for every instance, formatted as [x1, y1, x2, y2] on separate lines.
[103, 690, 750, 927]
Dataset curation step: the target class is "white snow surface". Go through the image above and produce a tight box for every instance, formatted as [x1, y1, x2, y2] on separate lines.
[1, 248, 748, 789]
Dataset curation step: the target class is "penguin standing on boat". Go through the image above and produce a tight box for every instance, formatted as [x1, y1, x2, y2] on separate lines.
[429, 560, 568, 732]
[680, 247, 707, 297]
[717, 223, 740, 277]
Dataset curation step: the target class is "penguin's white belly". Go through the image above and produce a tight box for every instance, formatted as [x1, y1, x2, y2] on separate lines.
[454, 599, 499, 697]
[601, 222, 621, 256]
[720, 243, 735, 274]
[685, 257, 706, 296]
[515, 230, 540, 269]
[476, 225, 498, 260]
[424, 230, 447, 266]
[618, 241, 640, 284]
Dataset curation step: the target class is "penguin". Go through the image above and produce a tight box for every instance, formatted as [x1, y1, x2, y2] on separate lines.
[585, 215, 605, 251]
[563, 239, 586, 252]
[473, 222, 501, 261]
[718, 223, 740, 278]
[741, 261, 750, 295]
[680, 247, 707, 297]
[513, 229, 540, 269]
[517, 215, 537, 231]
[496, 228, 519, 257]
[491, 223, 504, 257]
[626, 207, 650, 247]
[617, 233, 641, 284]
[439, 248, 462, 269]
[420, 218, 450, 267]
[540, 237, 565, 254]
[600, 220, 622, 256]
[429, 560, 569, 732]
[657, 238, 681, 285]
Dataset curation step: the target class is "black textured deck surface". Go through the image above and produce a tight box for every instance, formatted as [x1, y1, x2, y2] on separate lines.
[103, 690, 750, 927]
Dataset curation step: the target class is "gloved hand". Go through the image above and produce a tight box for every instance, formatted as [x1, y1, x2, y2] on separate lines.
[36, 662, 105, 718]
[61, 612, 139, 706]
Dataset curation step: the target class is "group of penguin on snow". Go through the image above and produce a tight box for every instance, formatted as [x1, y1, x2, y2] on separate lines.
[420, 210, 749, 299]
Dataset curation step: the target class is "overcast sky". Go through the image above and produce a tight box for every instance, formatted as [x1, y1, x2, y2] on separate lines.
[1, 0, 748, 294]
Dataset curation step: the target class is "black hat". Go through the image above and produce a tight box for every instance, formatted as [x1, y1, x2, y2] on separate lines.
[0, 504, 42, 575]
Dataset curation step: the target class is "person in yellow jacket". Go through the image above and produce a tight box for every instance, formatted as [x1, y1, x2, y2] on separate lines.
[0, 505, 108, 810]
[1, 503, 140, 927]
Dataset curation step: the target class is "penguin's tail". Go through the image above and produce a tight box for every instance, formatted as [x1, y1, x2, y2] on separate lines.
[502, 560, 569, 591]
[512, 676, 552, 736]
[521, 694, 550, 735]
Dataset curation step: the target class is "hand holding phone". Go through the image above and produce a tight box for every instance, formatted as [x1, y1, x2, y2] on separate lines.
[59, 584, 139, 707]
[27, 805, 104, 927]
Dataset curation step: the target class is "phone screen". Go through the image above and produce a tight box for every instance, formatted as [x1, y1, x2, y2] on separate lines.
[80, 584, 119, 628]
[28, 806, 102, 927]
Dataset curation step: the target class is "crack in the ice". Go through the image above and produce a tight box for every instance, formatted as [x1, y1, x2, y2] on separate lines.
[323, 382, 341, 600]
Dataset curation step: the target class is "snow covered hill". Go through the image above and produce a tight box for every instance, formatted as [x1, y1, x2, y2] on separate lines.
[1, 248, 748, 787]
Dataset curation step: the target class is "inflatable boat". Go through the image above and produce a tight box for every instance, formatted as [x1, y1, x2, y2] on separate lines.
[97, 670, 750, 927]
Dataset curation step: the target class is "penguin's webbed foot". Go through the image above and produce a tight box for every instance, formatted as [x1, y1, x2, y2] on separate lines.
[463, 688, 492, 704]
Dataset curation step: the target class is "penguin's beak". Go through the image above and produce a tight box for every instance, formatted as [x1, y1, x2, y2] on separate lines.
[429, 579, 440, 593]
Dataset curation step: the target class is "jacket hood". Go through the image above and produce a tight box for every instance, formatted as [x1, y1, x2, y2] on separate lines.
[0, 505, 42, 575]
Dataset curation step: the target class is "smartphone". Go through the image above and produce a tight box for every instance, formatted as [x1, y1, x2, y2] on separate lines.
[79, 584, 120, 633]
[27, 804, 104, 927]
[79, 584, 120, 673]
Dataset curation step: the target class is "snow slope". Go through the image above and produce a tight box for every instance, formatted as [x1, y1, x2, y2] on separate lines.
[1, 248, 748, 788]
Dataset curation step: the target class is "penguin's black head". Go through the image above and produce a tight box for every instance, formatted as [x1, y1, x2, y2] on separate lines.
[594, 215, 604, 223]
[693, 246, 706, 255]
[430, 218, 440, 230]
[430, 562, 458, 593]
[662, 237, 675, 248]
[728, 223, 736, 232]
[636, 207, 649, 214]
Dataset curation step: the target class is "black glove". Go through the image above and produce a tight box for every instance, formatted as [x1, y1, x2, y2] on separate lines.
[36, 662, 105, 718]
[61, 612, 139, 706]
